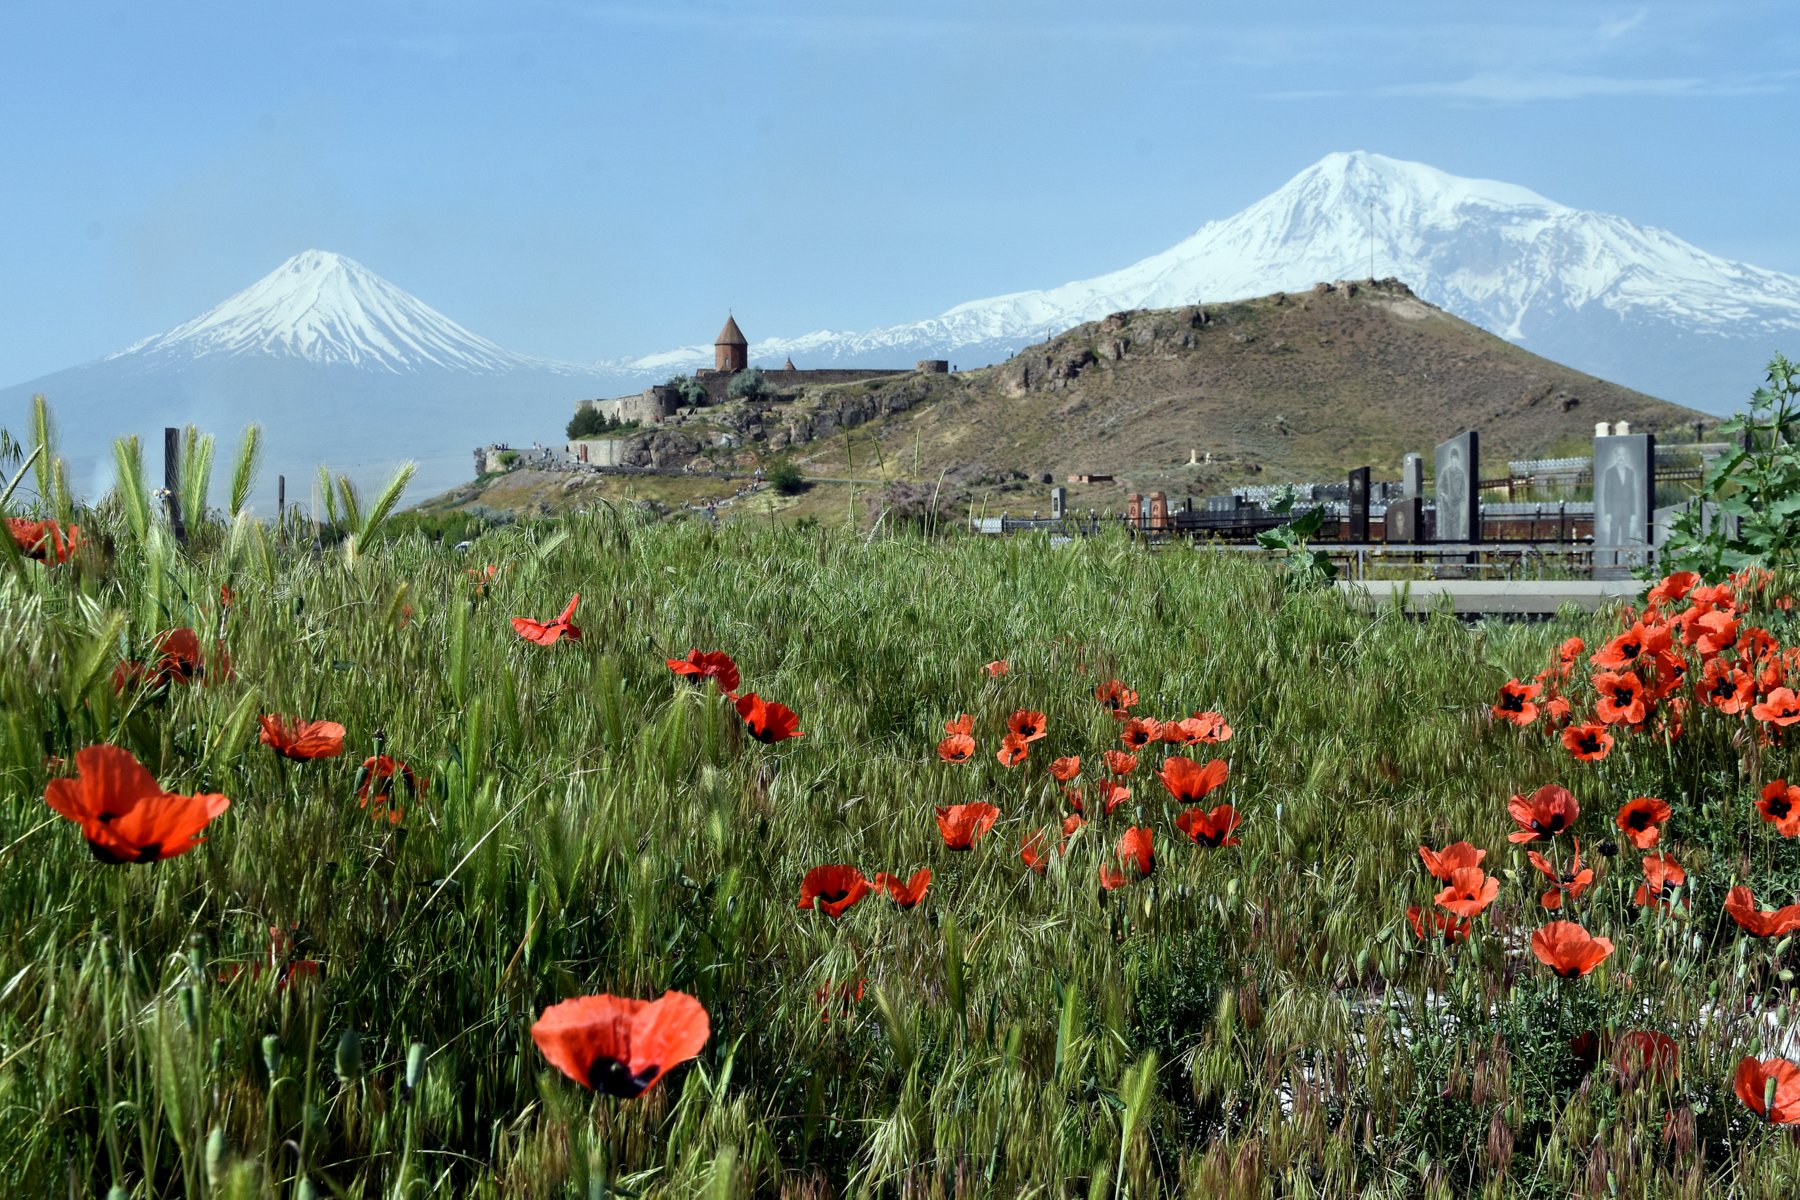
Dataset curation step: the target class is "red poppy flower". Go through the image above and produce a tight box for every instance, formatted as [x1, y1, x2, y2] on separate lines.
[511, 594, 581, 645]
[1418, 841, 1486, 881]
[1492, 679, 1542, 726]
[1527, 840, 1594, 910]
[1406, 904, 1471, 943]
[1593, 671, 1649, 726]
[1542, 695, 1573, 730]
[1186, 710, 1233, 744]
[1734, 1057, 1800, 1124]
[1099, 827, 1153, 889]
[1021, 829, 1052, 873]
[1158, 756, 1229, 804]
[1118, 717, 1160, 749]
[1555, 637, 1586, 671]
[1157, 720, 1189, 744]
[996, 733, 1029, 767]
[1693, 610, 1740, 658]
[1435, 867, 1500, 918]
[1691, 581, 1736, 609]
[530, 991, 709, 1097]
[944, 713, 974, 736]
[937, 733, 976, 763]
[1757, 780, 1800, 836]
[935, 803, 1000, 850]
[466, 563, 499, 594]
[1632, 854, 1687, 911]
[1723, 885, 1800, 938]
[1614, 1031, 1679, 1086]
[983, 660, 1009, 677]
[1561, 723, 1614, 762]
[1738, 626, 1780, 665]
[1646, 571, 1700, 609]
[1643, 650, 1687, 700]
[44, 744, 230, 864]
[1050, 755, 1081, 783]
[258, 715, 347, 762]
[6, 517, 83, 564]
[1095, 679, 1137, 716]
[873, 868, 931, 908]
[1591, 622, 1669, 669]
[357, 755, 425, 824]
[1699, 659, 1754, 714]
[1102, 749, 1138, 777]
[797, 865, 872, 917]
[1096, 778, 1131, 815]
[814, 977, 866, 1023]
[1507, 784, 1580, 843]
[1061, 812, 1085, 836]
[1175, 804, 1241, 848]
[1752, 687, 1800, 727]
[734, 693, 804, 743]
[666, 649, 741, 695]
[150, 628, 205, 686]
[1614, 796, 1671, 849]
[1007, 710, 1047, 743]
[1531, 921, 1614, 977]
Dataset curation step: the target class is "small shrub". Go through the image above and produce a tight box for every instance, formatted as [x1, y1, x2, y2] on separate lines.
[767, 461, 809, 496]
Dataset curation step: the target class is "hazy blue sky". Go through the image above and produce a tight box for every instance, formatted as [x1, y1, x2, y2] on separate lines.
[4, 0, 1796, 383]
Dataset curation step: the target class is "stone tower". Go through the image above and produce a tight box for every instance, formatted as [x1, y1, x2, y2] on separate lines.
[714, 314, 748, 373]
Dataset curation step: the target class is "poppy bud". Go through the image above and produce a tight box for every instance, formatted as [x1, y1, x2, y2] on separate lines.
[205, 1126, 228, 1188]
[1598, 839, 1619, 858]
[335, 1029, 363, 1083]
[263, 1035, 283, 1076]
[405, 1042, 427, 1099]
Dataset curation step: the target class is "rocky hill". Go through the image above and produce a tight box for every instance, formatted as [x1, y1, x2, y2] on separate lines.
[441, 279, 1709, 516]
[744, 281, 1696, 483]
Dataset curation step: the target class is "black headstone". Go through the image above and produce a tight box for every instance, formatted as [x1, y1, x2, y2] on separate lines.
[1348, 467, 1371, 542]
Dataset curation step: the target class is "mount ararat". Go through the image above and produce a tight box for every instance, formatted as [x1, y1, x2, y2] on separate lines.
[4, 151, 1796, 506]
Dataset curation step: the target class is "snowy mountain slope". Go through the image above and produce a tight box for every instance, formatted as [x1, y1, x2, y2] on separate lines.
[2, 252, 621, 506]
[111, 250, 576, 375]
[630, 152, 1800, 411]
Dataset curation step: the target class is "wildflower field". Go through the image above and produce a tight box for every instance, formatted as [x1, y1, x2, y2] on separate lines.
[5, 493, 1800, 1198]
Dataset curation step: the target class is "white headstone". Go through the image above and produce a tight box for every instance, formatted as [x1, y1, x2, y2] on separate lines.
[1614, 420, 1632, 436]
[1595, 422, 1613, 438]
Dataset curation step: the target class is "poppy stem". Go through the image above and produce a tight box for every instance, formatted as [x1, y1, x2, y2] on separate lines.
[97, 937, 126, 1194]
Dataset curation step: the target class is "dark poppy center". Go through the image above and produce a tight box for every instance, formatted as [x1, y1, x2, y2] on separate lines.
[1627, 810, 1651, 830]
[1500, 692, 1525, 712]
[1611, 685, 1635, 705]
[817, 888, 849, 904]
[1556, 964, 1583, 979]
[1578, 734, 1600, 752]
[1619, 641, 1640, 659]
[1770, 796, 1792, 818]
[586, 1054, 659, 1098]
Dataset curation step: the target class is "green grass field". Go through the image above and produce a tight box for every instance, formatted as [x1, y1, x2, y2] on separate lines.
[5, 487, 1800, 1198]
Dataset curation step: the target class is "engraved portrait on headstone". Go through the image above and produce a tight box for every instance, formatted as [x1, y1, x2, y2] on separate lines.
[1433, 432, 1479, 543]
[1593, 433, 1654, 569]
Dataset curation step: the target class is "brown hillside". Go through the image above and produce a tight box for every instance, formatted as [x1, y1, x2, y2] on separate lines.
[783, 279, 1704, 494]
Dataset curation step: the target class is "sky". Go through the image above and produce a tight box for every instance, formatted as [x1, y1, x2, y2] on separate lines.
[3, 0, 1798, 385]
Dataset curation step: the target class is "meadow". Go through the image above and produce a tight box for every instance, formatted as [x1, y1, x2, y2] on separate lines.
[3, 466, 1800, 1198]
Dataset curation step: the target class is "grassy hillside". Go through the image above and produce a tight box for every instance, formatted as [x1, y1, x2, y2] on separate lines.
[4, 500, 1800, 1197]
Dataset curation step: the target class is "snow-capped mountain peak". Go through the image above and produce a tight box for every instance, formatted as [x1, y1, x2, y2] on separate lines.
[109, 250, 540, 374]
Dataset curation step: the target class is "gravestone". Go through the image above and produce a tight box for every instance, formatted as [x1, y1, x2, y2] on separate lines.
[1149, 492, 1169, 531]
[1347, 467, 1371, 542]
[1126, 493, 1142, 529]
[1050, 486, 1067, 521]
[1386, 496, 1423, 544]
[1402, 454, 1423, 499]
[1433, 431, 1478, 543]
[1593, 432, 1655, 576]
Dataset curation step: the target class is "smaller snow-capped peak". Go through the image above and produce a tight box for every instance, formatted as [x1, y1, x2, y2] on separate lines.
[111, 250, 547, 374]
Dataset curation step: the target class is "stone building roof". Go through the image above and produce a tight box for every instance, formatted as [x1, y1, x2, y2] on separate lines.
[783, 356, 796, 370]
[715, 315, 747, 347]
